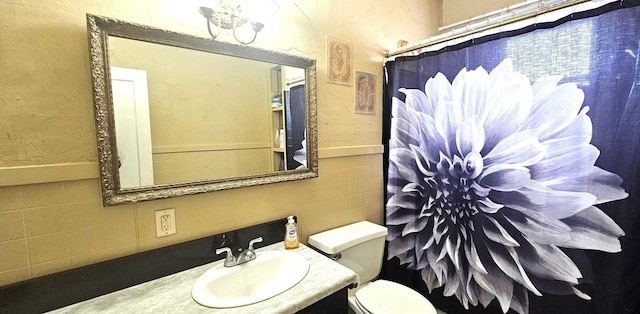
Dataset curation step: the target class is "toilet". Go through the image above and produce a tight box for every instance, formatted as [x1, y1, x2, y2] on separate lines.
[308, 221, 437, 314]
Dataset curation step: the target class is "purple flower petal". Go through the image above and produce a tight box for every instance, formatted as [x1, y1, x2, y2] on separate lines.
[456, 117, 485, 157]
[479, 164, 531, 192]
[482, 59, 533, 150]
[483, 130, 546, 167]
[524, 81, 585, 141]
[492, 182, 597, 219]
[547, 167, 628, 204]
[483, 215, 520, 247]
[530, 144, 600, 183]
[561, 206, 625, 252]
[400, 88, 432, 116]
[453, 66, 490, 120]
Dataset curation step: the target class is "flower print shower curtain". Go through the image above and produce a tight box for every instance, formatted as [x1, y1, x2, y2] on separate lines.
[382, 2, 640, 314]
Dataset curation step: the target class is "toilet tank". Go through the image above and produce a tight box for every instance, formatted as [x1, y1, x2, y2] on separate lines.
[308, 221, 388, 284]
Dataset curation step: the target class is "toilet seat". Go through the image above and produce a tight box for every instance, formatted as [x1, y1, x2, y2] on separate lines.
[354, 280, 437, 314]
[352, 296, 371, 314]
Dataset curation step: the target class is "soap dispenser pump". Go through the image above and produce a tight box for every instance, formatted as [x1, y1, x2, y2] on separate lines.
[284, 215, 299, 249]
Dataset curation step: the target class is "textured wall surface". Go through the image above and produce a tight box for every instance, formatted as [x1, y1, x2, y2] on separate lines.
[442, 0, 521, 26]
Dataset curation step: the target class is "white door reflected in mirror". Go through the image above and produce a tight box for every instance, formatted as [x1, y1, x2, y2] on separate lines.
[111, 67, 154, 188]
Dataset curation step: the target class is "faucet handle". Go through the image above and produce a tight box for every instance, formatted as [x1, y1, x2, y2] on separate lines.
[248, 237, 263, 251]
[215, 247, 235, 265]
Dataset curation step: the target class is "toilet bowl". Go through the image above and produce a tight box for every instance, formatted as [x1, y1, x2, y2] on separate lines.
[308, 221, 437, 314]
[350, 279, 436, 314]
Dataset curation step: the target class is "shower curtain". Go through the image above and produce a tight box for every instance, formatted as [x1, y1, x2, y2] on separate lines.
[382, 2, 640, 314]
[286, 84, 306, 169]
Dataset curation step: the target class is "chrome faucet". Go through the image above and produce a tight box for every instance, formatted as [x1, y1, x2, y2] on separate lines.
[216, 236, 263, 267]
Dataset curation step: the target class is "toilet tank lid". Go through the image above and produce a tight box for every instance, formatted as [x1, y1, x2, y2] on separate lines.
[308, 221, 388, 254]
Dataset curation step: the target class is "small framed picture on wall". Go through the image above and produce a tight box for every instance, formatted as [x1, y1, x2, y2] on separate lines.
[355, 71, 375, 114]
[326, 36, 352, 85]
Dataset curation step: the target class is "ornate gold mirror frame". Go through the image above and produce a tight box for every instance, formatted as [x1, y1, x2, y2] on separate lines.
[87, 14, 318, 206]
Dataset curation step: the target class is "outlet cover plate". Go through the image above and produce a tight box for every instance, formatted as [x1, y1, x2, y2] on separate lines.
[155, 208, 176, 237]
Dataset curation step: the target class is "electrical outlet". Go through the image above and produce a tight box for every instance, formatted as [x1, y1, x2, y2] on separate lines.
[155, 208, 176, 237]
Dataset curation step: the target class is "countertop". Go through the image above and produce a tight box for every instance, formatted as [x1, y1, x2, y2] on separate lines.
[49, 243, 357, 314]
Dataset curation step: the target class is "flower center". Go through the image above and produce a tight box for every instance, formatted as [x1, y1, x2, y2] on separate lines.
[425, 153, 484, 225]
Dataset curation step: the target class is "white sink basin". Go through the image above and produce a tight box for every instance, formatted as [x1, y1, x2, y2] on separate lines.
[191, 250, 310, 308]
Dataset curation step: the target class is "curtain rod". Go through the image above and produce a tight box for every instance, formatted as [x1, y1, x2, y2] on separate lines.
[386, 0, 592, 58]
[287, 77, 305, 86]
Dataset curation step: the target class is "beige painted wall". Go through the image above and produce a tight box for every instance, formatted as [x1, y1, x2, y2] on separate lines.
[442, 0, 522, 26]
[0, 0, 440, 287]
[152, 148, 272, 184]
[109, 37, 272, 148]
[109, 37, 273, 182]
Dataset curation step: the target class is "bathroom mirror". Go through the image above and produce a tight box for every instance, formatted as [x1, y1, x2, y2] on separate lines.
[87, 14, 318, 206]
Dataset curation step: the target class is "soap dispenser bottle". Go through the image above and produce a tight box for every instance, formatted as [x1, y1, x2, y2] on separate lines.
[284, 215, 299, 249]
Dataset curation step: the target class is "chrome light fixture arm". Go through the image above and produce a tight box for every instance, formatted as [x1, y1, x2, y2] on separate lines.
[205, 16, 221, 39]
[199, 3, 262, 45]
[232, 20, 262, 45]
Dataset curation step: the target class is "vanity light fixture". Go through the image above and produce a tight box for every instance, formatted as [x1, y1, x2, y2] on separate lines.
[199, 0, 267, 45]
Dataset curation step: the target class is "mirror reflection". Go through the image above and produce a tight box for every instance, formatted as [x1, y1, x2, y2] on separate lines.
[87, 14, 318, 206]
[108, 37, 307, 188]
